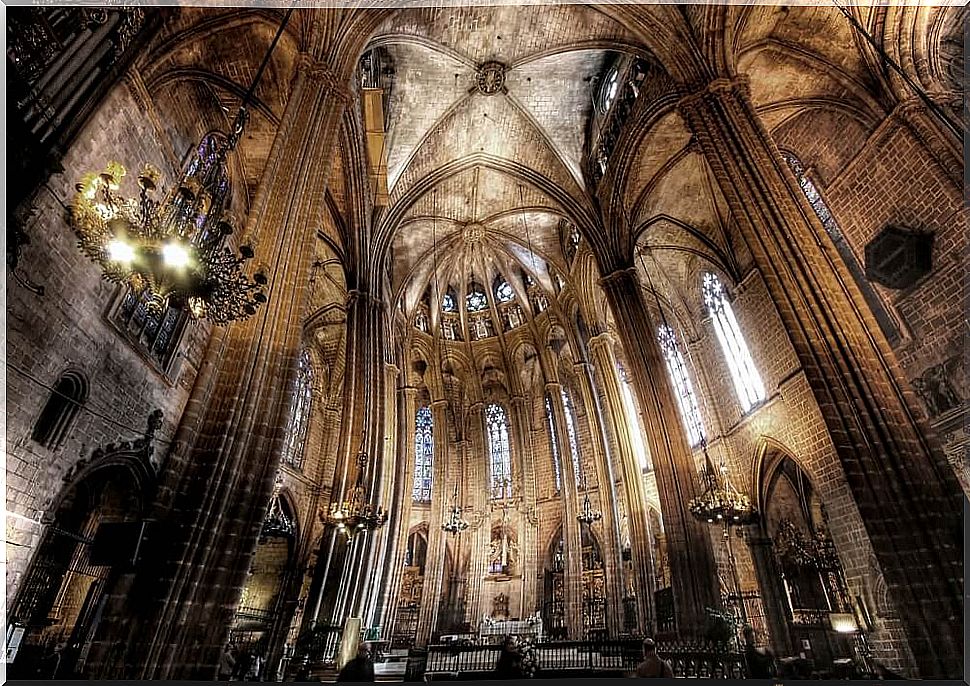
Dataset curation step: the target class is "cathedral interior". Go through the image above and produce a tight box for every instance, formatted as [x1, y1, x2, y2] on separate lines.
[4, 3, 967, 681]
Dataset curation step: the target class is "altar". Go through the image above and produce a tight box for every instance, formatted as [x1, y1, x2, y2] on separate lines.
[478, 616, 543, 641]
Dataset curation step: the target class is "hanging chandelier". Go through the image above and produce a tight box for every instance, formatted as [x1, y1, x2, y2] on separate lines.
[577, 492, 603, 526]
[262, 469, 295, 539]
[442, 484, 469, 536]
[67, 9, 294, 324]
[688, 443, 757, 527]
[323, 449, 388, 541]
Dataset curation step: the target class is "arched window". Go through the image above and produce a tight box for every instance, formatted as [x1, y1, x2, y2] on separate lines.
[782, 151, 900, 345]
[600, 66, 620, 113]
[413, 406, 434, 502]
[657, 324, 705, 447]
[545, 394, 562, 492]
[619, 365, 652, 472]
[494, 278, 514, 304]
[111, 286, 187, 371]
[31, 371, 88, 449]
[560, 388, 582, 485]
[281, 349, 313, 469]
[485, 403, 513, 500]
[442, 288, 457, 313]
[702, 273, 765, 413]
[466, 284, 488, 312]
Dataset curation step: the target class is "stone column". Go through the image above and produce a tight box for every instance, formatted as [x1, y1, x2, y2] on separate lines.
[587, 332, 655, 633]
[509, 395, 540, 620]
[415, 398, 450, 646]
[544, 380, 584, 638]
[746, 533, 794, 656]
[574, 360, 626, 635]
[85, 54, 354, 680]
[678, 76, 963, 678]
[379, 384, 419, 641]
[597, 270, 720, 639]
[464, 402, 489, 625]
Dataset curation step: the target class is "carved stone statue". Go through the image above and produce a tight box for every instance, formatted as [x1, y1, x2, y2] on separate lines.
[913, 358, 962, 417]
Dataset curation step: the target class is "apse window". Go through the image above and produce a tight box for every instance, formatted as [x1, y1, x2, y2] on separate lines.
[281, 348, 313, 470]
[466, 285, 488, 312]
[486, 403, 513, 500]
[561, 388, 583, 486]
[545, 394, 562, 492]
[109, 286, 188, 372]
[657, 324, 705, 447]
[619, 366, 652, 472]
[31, 371, 88, 450]
[442, 291, 457, 313]
[495, 279, 515, 303]
[413, 406, 434, 502]
[702, 272, 765, 413]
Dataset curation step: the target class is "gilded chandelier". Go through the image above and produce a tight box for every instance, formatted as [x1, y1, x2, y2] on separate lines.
[323, 450, 388, 541]
[688, 443, 757, 527]
[441, 484, 469, 535]
[67, 9, 295, 324]
[70, 147, 267, 323]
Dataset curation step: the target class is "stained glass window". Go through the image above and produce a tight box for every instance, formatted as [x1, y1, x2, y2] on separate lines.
[560, 388, 582, 485]
[619, 365, 652, 472]
[657, 324, 705, 447]
[413, 406, 434, 502]
[545, 395, 562, 492]
[442, 289, 457, 313]
[486, 403, 513, 500]
[782, 151, 899, 345]
[282, 349, 313, 470]
[112, 286, 187, 371]
[702, 273, 765, 413]
[495, 279, 514, 303]
[467, 285, 488, 312]
[601, 66, 619, 113]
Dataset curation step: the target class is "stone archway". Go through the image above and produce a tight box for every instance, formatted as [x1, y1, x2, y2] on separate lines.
[7, 425, 159, 679]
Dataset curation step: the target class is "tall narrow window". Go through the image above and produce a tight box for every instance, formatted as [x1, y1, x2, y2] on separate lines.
[413, 406, 434, 502]
[782, 151, 899, 344]
[619, 366, 652, 471]
[485, 403, 513, 500]
[31, 371, 88, 449]
[657, 324, 705, 447]
[545, 395, 562, 492]
[111, 286, 187, 370]
[281, 349, 313, 470]
[702, 273, 765, 412]
[560, 388, 582, 485]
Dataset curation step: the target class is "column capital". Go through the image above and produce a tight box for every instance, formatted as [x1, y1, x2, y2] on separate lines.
[677, 74, 751, 111]
[544, 381, 562, 393]
[430, 398, 449, 409]
[587, 331, 616, 353]
[400, 385, 419, 396]
[347, 289, 386, 310]
[298, 53, 354, 104]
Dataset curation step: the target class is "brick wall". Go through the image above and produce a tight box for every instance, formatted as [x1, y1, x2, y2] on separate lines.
[5, 72, 213, 602]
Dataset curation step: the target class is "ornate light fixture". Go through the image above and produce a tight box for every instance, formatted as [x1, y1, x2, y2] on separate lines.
[577, 492, 603, 526]
[67, 9, 295, 324]
[262, 469, 295, 540]
[688, 442, 757, 528]
[323, 449, 388, 541]
[442, 483, 469, 536]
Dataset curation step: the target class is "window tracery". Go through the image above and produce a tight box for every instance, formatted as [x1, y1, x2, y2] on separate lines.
[486, 403, 513, 500]
[702, 272, 765, 413]
[560, 388, 582, 486]
[545, 394, 562, 492]
[413, 406, 434, 502]
[657, 324, 705, 447]
[281, 348, 313, 470]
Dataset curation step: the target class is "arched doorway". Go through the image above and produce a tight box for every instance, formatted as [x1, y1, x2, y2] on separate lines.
[750, 446, 856, 668]
[7, 456, 154, 678]
[541, 526, 608, 640]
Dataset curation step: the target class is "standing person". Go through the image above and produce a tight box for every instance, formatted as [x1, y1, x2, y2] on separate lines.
[494, 635, 523, 678]
[742, 626, 776, 678]
[337, 643, 375, 682]
[218, 644, 237, 681]
[633, 638, 674, 678]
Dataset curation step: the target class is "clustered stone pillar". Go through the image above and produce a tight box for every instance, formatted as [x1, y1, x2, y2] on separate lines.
[678, 76, 963, 678]
[508, 395, 540, 620]
[598, 268, 720, 639]
[587, 331, 656, 633]
[85, 54, 353, 680]
[464, 402, 490, 624]
[573, 360, 626, 634]
[544, 380, 585, 637]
